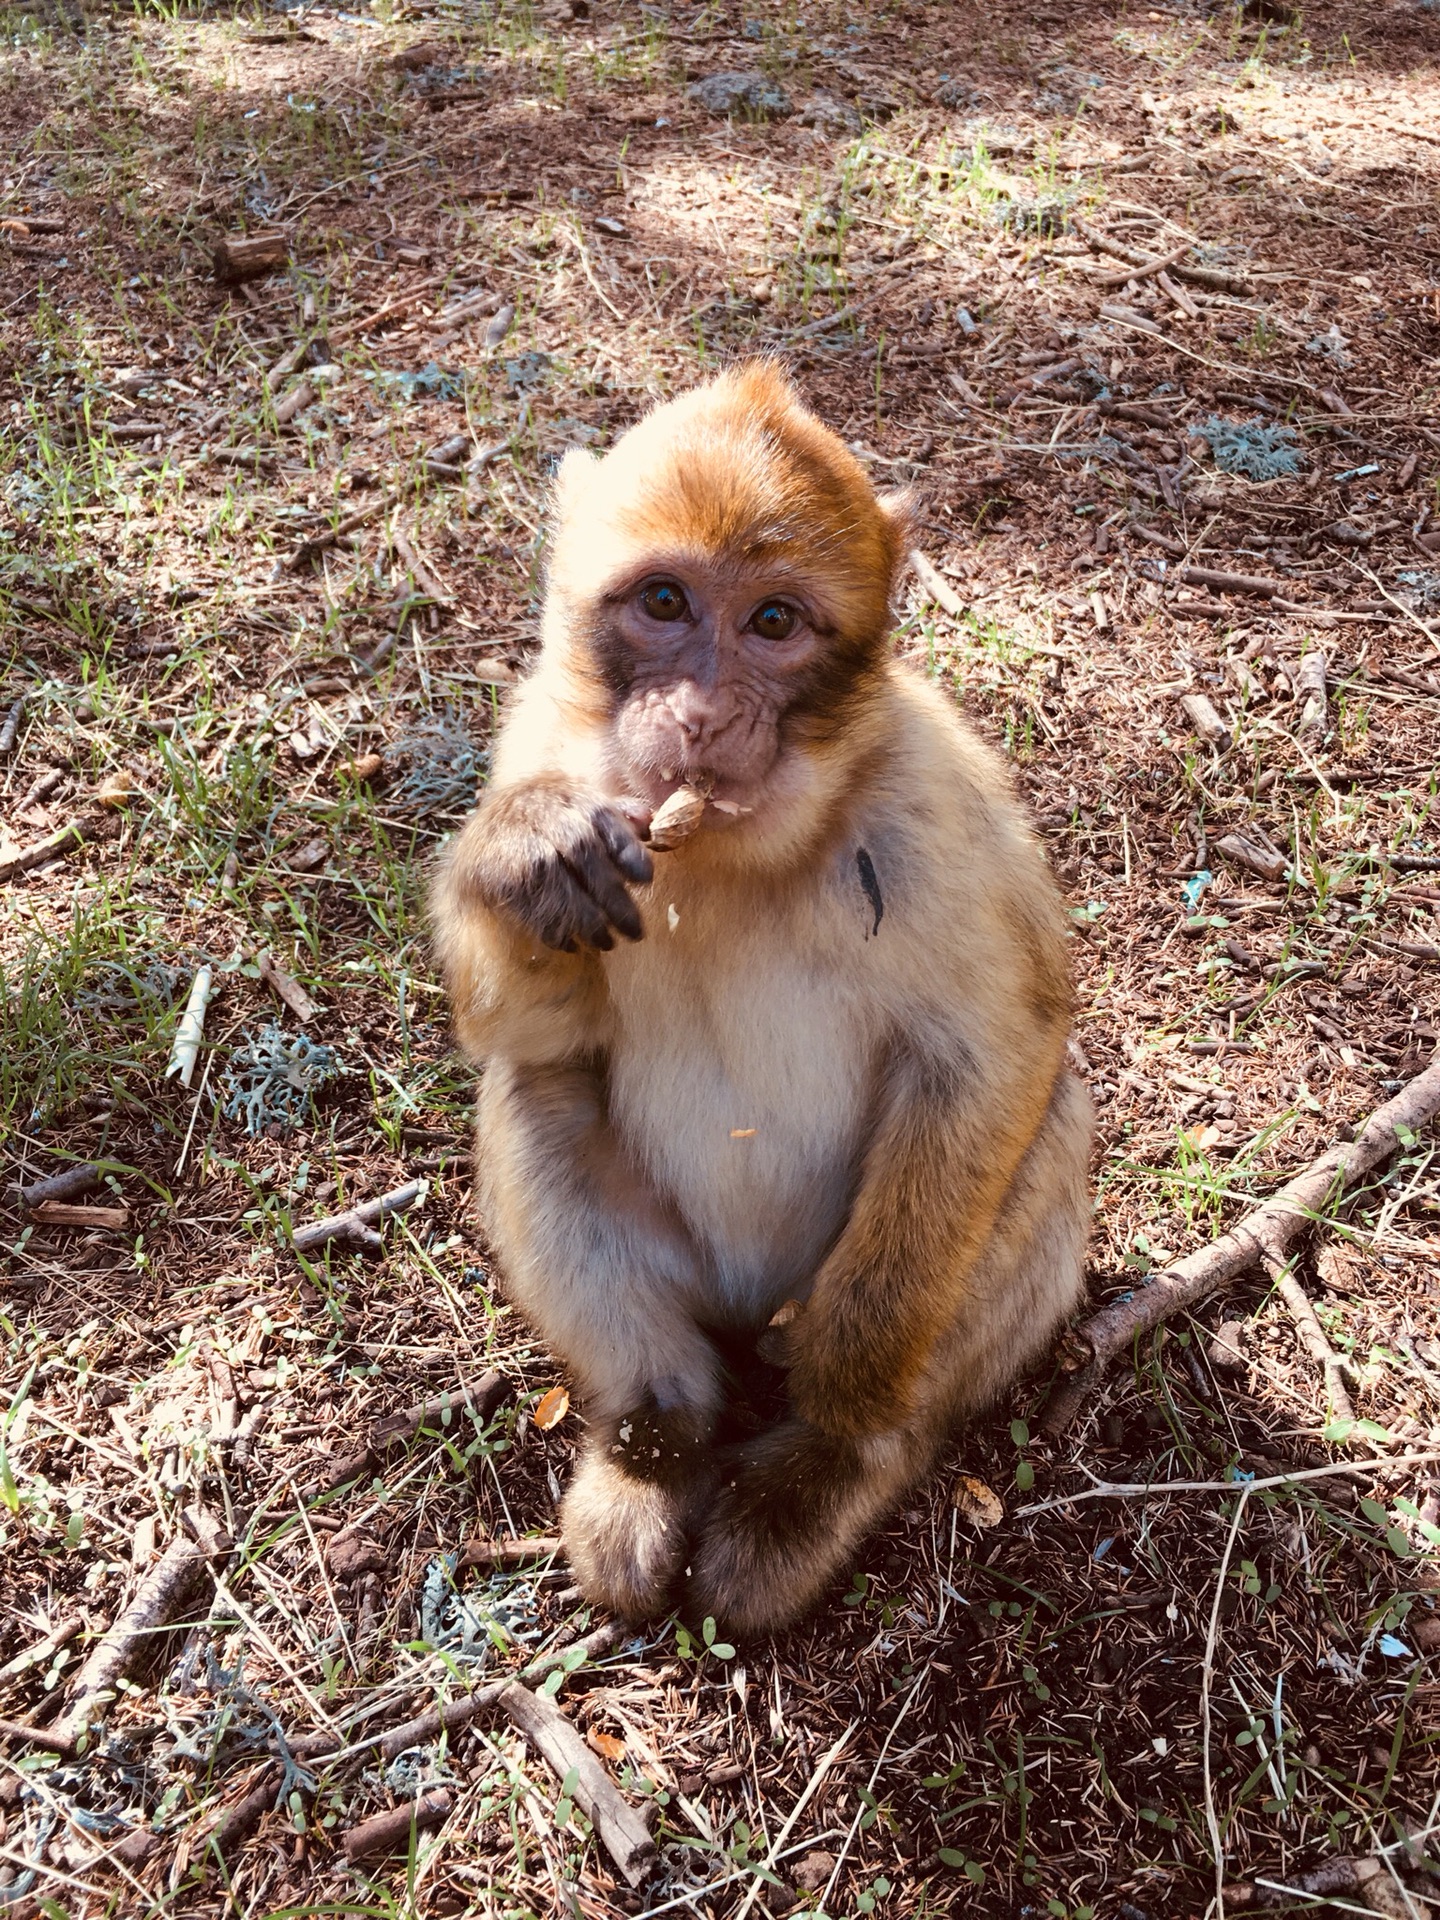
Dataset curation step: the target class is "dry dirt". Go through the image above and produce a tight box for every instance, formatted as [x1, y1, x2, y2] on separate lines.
[2, 0, 1440, 1915]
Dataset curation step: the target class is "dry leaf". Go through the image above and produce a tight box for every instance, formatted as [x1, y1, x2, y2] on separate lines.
[953, 1475, 1004, 1530]
[533, 1384, 570, 1431]
[586, 1728, 626, 1764]
[95, 770, 138, 808]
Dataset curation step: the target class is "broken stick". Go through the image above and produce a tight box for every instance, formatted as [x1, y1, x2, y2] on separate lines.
[1045, 1054, 1440, 1435]
[498, 1678, 657, 1887]
[291, 1177, 428, 1257]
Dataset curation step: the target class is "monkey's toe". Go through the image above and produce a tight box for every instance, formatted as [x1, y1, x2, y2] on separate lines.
[560, 1450, 691, 1622]
[684, 1430, 867, 1637]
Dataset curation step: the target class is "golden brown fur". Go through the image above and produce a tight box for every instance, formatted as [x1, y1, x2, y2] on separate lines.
[432, 362, 1092, 1636]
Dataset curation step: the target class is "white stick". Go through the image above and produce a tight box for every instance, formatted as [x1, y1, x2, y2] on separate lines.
[166, 966, 214, 1089]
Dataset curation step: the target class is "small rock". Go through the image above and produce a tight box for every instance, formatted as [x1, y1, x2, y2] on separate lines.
[389, 41, 447, 71]
[327, 1526, 388, 1582]
[933, 77, 977, 108]
[1411, 1612, 1440, 1653]
[689, 70, 793, 118]
[112, 1829, 160, 1868]
[794, 1851, 836, 1893]
[1208, 1320, 1248, 1375]
[594, 215, 627, 238]
[797, 91, 862, 134]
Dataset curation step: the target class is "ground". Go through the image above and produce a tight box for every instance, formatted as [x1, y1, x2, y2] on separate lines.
[2, 0, 1440, 1914]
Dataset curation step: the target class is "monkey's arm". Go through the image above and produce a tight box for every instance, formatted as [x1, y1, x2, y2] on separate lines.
[785, 1011, 1068, 1440]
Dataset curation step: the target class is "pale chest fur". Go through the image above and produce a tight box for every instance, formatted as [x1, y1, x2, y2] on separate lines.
[600, 859, 883, 1322]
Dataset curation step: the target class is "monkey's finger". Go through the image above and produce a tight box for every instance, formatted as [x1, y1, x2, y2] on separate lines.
[596, 808, 655, 886]
[563, 835, 645, 944]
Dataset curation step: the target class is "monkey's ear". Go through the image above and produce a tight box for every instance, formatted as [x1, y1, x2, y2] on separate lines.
[876, 486, 918, 559]
[552, 446, 601, 519]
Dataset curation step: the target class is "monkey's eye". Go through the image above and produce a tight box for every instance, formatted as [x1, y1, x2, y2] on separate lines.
[640, 581, 688, 622]
[750, 600, 797, 642]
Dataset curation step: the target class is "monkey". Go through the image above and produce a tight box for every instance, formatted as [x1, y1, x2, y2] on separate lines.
[431, 361, 1092, 1637]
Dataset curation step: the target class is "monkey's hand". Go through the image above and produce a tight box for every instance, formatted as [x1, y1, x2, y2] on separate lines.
[562, 1398, 715, 1622]
[685, 1420, 919, 1637]
[447, 776, 654, 953]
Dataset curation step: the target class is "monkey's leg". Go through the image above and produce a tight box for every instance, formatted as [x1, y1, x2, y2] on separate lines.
[477, 1060, 721, 1620]
[686, 1072, 1093, 1636]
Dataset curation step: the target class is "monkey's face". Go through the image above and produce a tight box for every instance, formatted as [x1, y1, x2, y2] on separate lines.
[543, 362, 908, 829]
[595, 555, 831, 809]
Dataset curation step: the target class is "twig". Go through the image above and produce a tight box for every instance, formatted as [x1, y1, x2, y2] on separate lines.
[0, 1715, 76, 1754]
[291, 1177, 428, 1257]
[206, 1765, 282, 1859]
[1203, 1486, 1252, 1918]
[498, 1678, 658, 1887]
[343, 1788, 453, 1863]
[256, 949, 318, 1023]
[457, 1535, 565, 1570]
[284, 1619, 621, 1766]
[1263, 1251, 1356, 1424]
[0, 818, 87, 885]
[1045, 1055, 1440, 1434]
[0, 695, 23, 756]
[1013, 1449, 1440, 1520]
[908, 549, 967, 620]
[0, 1614, 84, 1685]
[1072, 211, 1252, 294]
[372, 1619, 621, 1763]
[311, 1368, 510, 1499]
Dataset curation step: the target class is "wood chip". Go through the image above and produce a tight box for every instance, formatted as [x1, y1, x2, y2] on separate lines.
[256, 949, 319, 1023]
[213, 230, 289, 285]
[30, 1201, 130, 1231]
[1180, 693, 1231, 747]
[1213, 832, 1287, 882]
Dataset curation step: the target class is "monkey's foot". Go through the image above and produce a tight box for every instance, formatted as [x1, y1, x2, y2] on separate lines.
[561, 1400, 711, 1623]
[685, 1421, 903, 1638]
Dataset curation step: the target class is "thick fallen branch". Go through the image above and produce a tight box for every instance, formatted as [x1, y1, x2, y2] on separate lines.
[1045, 1055, 1440, 1435]
[499, 1678, 658, 1888]
[47, 1509, 228, 1748]
[18, 1163, 102, 1209]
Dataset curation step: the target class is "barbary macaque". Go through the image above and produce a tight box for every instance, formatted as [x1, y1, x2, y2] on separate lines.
[432, 362, 1092, 1635]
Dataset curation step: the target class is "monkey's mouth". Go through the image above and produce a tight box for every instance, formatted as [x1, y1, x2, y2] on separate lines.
[645, 764, 755, 823]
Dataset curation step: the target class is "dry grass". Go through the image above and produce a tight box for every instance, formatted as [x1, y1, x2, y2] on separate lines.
[2, 0, 1440, 1914]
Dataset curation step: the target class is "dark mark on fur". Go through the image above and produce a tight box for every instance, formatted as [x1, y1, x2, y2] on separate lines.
[856, 846, 883, 936]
